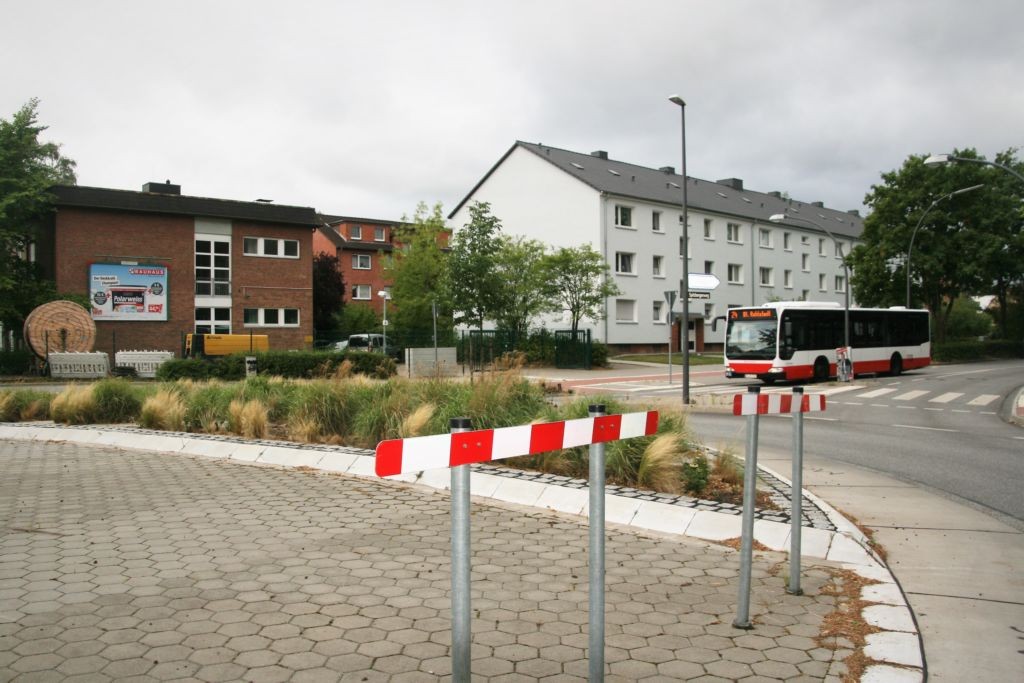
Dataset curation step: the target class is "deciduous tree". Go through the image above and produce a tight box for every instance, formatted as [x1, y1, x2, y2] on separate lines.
[448, 201, 503, 331]
[541, 244, 620, 334]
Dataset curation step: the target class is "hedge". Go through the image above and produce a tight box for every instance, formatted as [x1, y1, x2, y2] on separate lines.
[0, 350, 35, 376]
[932, 339, 1024, 363]
[155, 350, 396, 381]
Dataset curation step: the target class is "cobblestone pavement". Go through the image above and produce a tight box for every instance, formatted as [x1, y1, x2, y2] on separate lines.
[1, 440, 852, 682]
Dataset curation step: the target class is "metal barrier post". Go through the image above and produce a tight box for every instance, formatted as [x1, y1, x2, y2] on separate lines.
[788, 388, 805, 595]
[588, 404, 606, 682]
[733, 385, 760, 629]
[450, 417, 473, 682]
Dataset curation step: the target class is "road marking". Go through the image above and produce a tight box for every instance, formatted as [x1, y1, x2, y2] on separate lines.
[843, 401, 863, 406]
[982, 411, 996, 415]
[871, 404, 889, 408]
[806, 416, 838, 421]
[967, 394, 1000, 406]
[951, 409, 970, 413]
[929, 392, 963, 404]
[923, 407, 943, 412]
[894, 390, 929, 401]
[856, 387, 898, 399]
[820, 384, 865, 395]
[892, 424, 958, 433]
[896, 406, 916, 410]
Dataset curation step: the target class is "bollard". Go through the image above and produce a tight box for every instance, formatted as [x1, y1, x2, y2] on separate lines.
[733, 385, 760, 629]
[449, 417, 473, 683]
[588, 404, 606, 682]
[788, 388, 805, 595]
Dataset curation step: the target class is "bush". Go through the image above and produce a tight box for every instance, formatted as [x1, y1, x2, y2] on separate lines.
[591, 342, 609, 367]
[51, 385, 96, 424]
[139, 389, 186, 431]
[682, 454, 710, 495]
[155, 351, 397, 381]
[156, 358, 217, 381]
[932, 339, 1023, 362]
[91, 379, 143, 423]
[0, 350, 35, 376]
[0, 389, 52, 421]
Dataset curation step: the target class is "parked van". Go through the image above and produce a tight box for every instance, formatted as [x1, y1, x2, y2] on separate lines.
[185, 333, 269, 357]
[334, 333, 385, 352]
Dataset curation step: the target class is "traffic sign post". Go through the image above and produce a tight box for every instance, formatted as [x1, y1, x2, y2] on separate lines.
[664, 290, 677, 384]
[375, 410, 660, 680]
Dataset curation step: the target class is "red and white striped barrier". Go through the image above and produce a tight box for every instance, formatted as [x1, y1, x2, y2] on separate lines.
[732, 392, 826, 416]
[375, 411, 659, 477]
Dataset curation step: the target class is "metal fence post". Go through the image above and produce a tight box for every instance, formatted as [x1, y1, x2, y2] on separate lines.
[733, 385, 760, 629]
[588, 404, 607, 682]
[788, 387, 804, 595]
[450, 417, 473, 682]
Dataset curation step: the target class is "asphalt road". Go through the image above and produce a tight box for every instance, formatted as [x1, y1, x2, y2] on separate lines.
[685, 360, 1024, 530]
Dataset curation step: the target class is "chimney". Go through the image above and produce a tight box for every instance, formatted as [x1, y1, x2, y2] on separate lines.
[847, 209, 861, 217]
[811, 201, 825, 208]
[590, 150, 608, 160]
[143, 180, 181, 195]
[659, 166, 675, 174]
[768, 191, 783, 198]
[716, 178, 744, 191]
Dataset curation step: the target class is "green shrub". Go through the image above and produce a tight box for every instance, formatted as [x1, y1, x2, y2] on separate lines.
[591, 342, 609, 367]
[91, 379, 144, 423]
[0, 389, 53, 421]
[932, 339, 1023, 362]
[156, 351, 396, 381]
[0, 350, 35, 376]
[682, 454, 710, 495]
[156, 358, 217, 381]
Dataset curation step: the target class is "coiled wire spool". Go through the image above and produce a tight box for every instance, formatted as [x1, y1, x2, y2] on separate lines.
[23, 300, 96, 359]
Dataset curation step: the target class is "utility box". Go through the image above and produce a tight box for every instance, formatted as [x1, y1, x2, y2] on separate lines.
[114, 350, 174, 378]
[405, 347, 458, 378]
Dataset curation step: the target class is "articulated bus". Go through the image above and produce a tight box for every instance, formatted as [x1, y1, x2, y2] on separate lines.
[724, 301, 930, 384]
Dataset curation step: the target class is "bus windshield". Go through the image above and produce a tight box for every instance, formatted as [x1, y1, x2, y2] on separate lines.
[726, 318, 778, 360]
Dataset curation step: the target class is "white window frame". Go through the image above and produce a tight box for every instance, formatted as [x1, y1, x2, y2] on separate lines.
[195, 306, 231, 335]
[243, 307, 300, 327]
[835, 242, 845, 258]
[801, 253, 810, 272]
[614, 205, 633, 228]
[196, 236, 231, 296]
[783, 232, 792, 251]
[652, 255, 664, 278]
[835, 275, 846, 292]
[243, 237, 300, 259]
[759, 267, 773, 287]
[352, 254, 372, 270]
[728, 263, 743, 284]
[352, 284, 371, 300]
[653, 301, 665, 324]
[704, 302, 715, 320]
[652, 211, 662, 232]
[819, 274, 827, 291]
[703, 218, 714, 239]
[727, 222, 742, 243]
[704, 260, 714, 275]
[758, 227, 772, 248]
[374, 226, 386, 242]
[784, 269, 793, 289]
[819, 238, 826, 256]
[614, 299, 637, 323]
[350, 225, 362, 239]
[615, 251, 636, 275]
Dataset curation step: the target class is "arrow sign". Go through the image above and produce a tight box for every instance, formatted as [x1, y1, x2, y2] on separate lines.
[688, 273, 720, 290]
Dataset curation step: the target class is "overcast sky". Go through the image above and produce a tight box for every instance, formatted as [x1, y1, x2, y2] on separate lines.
[4, 1, 1022, 222]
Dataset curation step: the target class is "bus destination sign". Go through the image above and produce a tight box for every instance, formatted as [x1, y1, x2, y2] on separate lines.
[730, 308, 778, 321]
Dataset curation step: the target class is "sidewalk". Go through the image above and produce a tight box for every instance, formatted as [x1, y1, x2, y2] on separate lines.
[3, 423, 924, 681]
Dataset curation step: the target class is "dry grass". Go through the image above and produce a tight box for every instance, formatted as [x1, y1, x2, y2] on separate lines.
[400, 403, 436, 438]
[332, 360, 354, 380]
[50, 385, 96, 424]
[636, 434, 683, 493]
[0, 392, 13, 421]
[816, 568, 885, 683]
[139, 389, 186, 431]
[287, 415, 323, 443]
[19, 399, 49, 421]
[229, 399, 268, 439]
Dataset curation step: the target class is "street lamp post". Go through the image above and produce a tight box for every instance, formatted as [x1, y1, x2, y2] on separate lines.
[769, 212, 852, 381]
[924, 154, 1024, 185]
[378, 290, 390, 357]
[905, 184, 985, 307]
[669, 94, 690, 405]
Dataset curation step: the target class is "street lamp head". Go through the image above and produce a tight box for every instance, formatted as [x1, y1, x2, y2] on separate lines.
[768, 213, 786, 223]
[951, 183, 984, 197]
[923, 154, 951, 167]
[668, 95, 685, 107]
[377, 290, 389, 299]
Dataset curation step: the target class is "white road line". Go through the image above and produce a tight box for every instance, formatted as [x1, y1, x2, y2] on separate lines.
[871, 404, 889, 408]
[892, 424, 959, 433]
[967, 394, 1000, 406]
[923, 407, 944, 412]
[856, 387, 898, 399]
[820, 384, 865, 395]
[896, 406, 916, 409]
[929, 392, 963, 404]
[806, 416, 838, 421]
[843, 401, 863, 406]
[982, 412, 997, 415]
[894, 390, 929, 401]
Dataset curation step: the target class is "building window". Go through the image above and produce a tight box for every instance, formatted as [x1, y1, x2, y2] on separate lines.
[615, 299, 636, 323]
[243, 237, 300, 259]
[352, 254, 372, 270]
[801, 289, 809, 300]
[819, 238, 826, 256]
[195, 307, 231, 334]
[835, 275, 846, 292]
[243, 308, 300, 327]
[801, 235, 810, 246]
[703, 218, 713, 239]
[728, 263, 743, 284]
[652, 211, 662, 232]
[195, 237, 230, 296]
[350, 225, 362, 239]
[783, 232, 792, 251]
[352, 284, 371, 300]
[615, 252, 635, 275]
[801, 253, 810, 271]
[835, 242, 845, 258]
[614, 205, 633, 228]
[784, 269, 793, 288]
[653, 301, 664, 323]
[704, 260, 714, 275]
[704, 303, 714, 319]
[819, 274, 827, 291]
[727, 222, 742, 243]
[374, 226, 386, 241]
[759, 267, 773, 286]
[758, 228, 772, 248]
[652, 255, 664, 277]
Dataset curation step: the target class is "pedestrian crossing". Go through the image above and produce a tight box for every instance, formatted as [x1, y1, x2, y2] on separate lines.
[710, 383, 1001, 413]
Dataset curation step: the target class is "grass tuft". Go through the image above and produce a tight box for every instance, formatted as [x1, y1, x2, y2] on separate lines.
[50, 385, 96, 424]
[401, 403, 436, 438]
[139, 389, 186, 431]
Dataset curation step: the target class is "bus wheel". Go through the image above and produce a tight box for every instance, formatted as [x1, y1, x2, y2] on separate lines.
[813, 357, 829, 382]
[889, 353, 903, 377]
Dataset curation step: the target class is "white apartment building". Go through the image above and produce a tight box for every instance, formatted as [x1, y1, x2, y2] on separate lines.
[449, 141, 862, 352]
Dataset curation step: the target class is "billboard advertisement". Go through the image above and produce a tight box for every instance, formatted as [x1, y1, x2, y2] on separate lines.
[89, 263, 168, 321]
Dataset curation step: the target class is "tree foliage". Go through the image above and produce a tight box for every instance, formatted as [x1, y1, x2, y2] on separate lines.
[541, 244, 621, 334]
[448, 201, 503, 331]
[386, 201, 454, 346]
[491, 236, 552, 337]
[312, 251, 345, 332]
[0, 99, 77, 335]
[849, 148, 1023, 341]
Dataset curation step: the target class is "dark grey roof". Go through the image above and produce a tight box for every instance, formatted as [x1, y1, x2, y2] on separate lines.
[322, 214, 400, 226]
[450, 141, 864, 240]
[53, 185, 318, 228]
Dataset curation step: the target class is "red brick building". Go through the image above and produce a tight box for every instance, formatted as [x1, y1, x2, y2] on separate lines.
[314, 215, 399, 317]
[46, 182, 318, 356]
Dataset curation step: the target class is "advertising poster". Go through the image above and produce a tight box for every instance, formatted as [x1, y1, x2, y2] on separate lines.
[89, 263, 169, 321]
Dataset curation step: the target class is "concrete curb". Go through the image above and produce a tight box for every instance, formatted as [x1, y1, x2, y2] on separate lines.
[1, 422, 924, 681]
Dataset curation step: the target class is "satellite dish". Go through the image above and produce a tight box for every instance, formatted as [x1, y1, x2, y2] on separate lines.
[23, 301, 96, 359]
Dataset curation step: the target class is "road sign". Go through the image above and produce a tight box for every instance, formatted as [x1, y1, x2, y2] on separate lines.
[688, 272, 720, 290]
[688, 290, 711, 300]
[664, 290, 677, 307]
